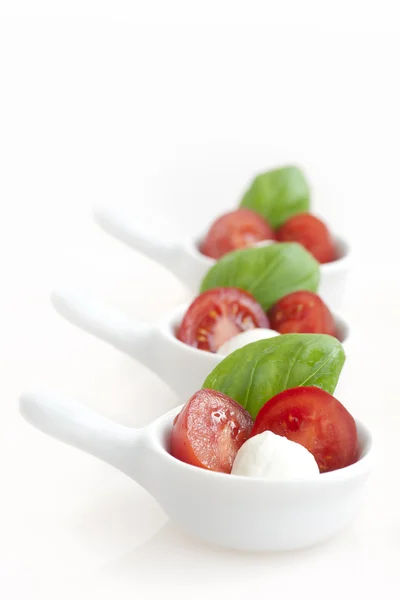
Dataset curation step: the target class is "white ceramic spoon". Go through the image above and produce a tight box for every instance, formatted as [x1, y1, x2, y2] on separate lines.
[19, 390, 372, 552]
[51, 289, 351, 401]
[94, 205, 351, 309]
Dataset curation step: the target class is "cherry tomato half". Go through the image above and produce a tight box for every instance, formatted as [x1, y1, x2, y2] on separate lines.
[252, 386, 358, 473]
[201, 208, 275, 259]
[177, 287, 269, 352]
[170, 388, 254, 473]
[276, 213, 336, 264]
[268, 291, 336, 337]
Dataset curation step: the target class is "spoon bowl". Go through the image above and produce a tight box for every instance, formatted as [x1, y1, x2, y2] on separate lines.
[51, 289, 352, 402]
[19, 390, 372, 552]
[94, 205, 352, 310]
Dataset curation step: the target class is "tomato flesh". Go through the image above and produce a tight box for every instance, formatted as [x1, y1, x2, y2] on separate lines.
[170, 389, 254, 473]
[268, 291, 336, 337]
[252, 386, 358, 473]
[177, 287, 269, 352]
[201, 208, 275, 259]
[276, 213, 336, 264]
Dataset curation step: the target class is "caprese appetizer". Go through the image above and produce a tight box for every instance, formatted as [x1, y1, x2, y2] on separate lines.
[170, 335, 358, 479]
[176, 287, 338, 354]
[200, 166, 337, 264]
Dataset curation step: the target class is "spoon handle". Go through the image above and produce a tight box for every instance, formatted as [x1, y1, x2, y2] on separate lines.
[94, 205, 183, 272]
[51, 289, 221, 400]
[19, 390, 145, 479]
[51, 288, 156, 362]
[93, 205, 211, 292]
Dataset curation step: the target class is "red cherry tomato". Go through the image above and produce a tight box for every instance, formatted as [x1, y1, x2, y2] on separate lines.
[177, 287, 269, 352]
[276, 213, 336, 264]
[252, 386, 358, 473]
[170, 388, 253, 473]
[201, 208, 275, 259]
[268, 291, 336, 337]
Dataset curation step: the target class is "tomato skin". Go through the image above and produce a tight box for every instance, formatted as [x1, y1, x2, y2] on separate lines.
[268, 291, 336, 337]
[177, 287, 269, 352]
[276, 213, 336, 264]
[252, 387, 358, 473]
[201, 208, 275, 259]
[170, 389, 254, 473]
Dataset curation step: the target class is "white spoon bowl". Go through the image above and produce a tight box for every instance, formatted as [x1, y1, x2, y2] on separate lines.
[51, 289, 352, 402]
[94, 205, 352, 310]
[19, 390, 373, 552]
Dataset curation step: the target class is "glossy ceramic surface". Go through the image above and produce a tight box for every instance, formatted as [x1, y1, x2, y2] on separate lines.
[94, 205, 351, 310]
[19, 390, 372, 552]
[52, 289, 351, 402]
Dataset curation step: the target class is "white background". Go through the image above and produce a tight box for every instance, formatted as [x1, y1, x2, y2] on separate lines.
[1, 4, 399, 599]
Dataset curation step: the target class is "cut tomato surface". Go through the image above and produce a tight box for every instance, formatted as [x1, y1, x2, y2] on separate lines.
[268, 290, 336, 336]
[252, 386, 358, 473]
[276, 213, 336, 264]
[201, 208, 275, 259]
[177, 287, 269, 352]
[170, 389, 254, 473]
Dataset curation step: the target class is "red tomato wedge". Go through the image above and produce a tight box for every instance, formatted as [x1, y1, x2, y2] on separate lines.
[276, 213, 336, 264]
[176, 287, 269, 352]
[252, 387, 358, 473]
[201, 208, 275, 259]
[268, 290, 336, 337]
[170, 389, 254, 473]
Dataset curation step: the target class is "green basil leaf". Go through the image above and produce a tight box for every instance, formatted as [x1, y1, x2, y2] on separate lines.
[240, 165, 310, 228]
[203, 334, 345, 419]
[200, 242, 320, 311]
